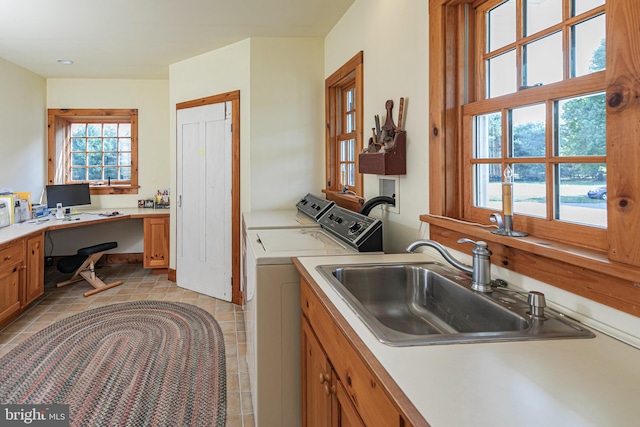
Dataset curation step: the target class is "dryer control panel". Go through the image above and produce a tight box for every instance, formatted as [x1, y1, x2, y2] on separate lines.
[318, 205, 382, 252]
[296, 193, 335, 220]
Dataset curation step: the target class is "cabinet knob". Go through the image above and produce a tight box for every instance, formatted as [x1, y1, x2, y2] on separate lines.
[324, 383, 336, 396]
[4, 255, 10, 260]
[319, 373, 330, 384]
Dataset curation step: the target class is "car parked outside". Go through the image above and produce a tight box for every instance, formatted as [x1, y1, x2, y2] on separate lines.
[587, 186, 607, 200]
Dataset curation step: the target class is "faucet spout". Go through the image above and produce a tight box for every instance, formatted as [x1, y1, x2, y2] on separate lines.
[406, 240, 472, 275]
[406, 238, 493, 293]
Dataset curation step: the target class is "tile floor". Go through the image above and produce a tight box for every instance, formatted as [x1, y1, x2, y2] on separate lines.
[0, 263, 254, 427]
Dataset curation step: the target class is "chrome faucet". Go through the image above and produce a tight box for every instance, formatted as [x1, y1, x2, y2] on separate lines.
[406, 238, 493, 293]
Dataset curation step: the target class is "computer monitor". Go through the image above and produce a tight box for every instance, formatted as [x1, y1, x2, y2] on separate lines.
[45, 183, 92, 211]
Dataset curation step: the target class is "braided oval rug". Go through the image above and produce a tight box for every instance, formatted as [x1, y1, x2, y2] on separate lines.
[0, 301, 226, 426]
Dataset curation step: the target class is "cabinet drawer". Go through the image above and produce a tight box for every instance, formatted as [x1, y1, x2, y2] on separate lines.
[0, 241, 25, 270]
[301, 279, 401, 427]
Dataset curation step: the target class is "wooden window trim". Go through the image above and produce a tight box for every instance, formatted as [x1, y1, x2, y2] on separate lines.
[325, 51, 364, 210]
[428, 0, 640, 318]
[463, 81, 608, 249]
[47, 109, 139, 195]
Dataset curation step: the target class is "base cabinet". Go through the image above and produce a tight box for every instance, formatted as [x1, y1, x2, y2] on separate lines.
[0, 233, 46, 329]
[24, 233, 44, 307]
[333, 372, 366, 427]
[302, 317, 365, 427]
[0, 262, 22, 327]
[0, 239, 26, 327]
[143, 217, 169, 270]
[302, 317, 332, 426]
[301, 278, 412, 427]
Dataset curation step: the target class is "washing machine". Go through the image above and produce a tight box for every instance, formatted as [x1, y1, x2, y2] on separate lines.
[245, 204, 382, 426]
[241, 194, 334, 304]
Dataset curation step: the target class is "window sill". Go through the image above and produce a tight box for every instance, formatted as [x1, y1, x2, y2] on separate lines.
[420, 214, 640, 318]
[90, 185, 139, 195]
[322, 190, 364, 213]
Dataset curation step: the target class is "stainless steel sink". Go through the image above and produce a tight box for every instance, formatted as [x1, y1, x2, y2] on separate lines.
[316, 262, 595, 346]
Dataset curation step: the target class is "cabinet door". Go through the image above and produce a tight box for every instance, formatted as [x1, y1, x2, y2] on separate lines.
[143, 217, 169, 269]
[333, 377, 365, 427]
[302, 317, 332, 427]
[301, 278, 406, 427]
[0, 263, 22, 325]
[24, 234, 44, 306]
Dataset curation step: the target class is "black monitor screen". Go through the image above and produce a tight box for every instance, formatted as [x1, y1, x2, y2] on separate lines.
[45, 184, 92, 209]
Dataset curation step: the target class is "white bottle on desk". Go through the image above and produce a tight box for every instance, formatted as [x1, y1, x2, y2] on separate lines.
[55, 203, 65, 219]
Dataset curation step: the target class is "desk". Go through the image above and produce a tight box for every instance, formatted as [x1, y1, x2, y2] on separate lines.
[0, 208, 169, 328]
[0, 208, 168, 243]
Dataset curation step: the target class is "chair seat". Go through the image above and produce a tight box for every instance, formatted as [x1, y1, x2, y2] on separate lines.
[57, 242, 118, 274]
[77, 242, 118, 256]
[56, 241, 122, 297]
[57, 254, 88, 274]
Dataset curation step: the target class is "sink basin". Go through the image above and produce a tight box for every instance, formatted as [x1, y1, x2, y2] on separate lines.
[316, 262, 595, 346]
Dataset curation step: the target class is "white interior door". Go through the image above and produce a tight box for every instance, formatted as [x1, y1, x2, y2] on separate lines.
[176, 102, 232, 301]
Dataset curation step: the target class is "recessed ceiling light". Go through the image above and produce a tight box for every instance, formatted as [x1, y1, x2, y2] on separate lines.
[57, 59, 74, 65]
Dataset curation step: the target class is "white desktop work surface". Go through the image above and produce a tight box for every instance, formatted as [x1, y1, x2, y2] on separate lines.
[0, 208, 169, 255]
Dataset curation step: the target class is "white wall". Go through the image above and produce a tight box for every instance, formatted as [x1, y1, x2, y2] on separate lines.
[0, 57, 47, 198]
[249, 38, 325, 210]
[325, 0, 431, 253]
[324, 0, 640, 344]
[46, 78, 170, 253]
[47, 78, 170, 208]
[169, 37, 325, 267]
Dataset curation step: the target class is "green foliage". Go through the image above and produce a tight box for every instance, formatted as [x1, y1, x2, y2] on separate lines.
[478, 38, 606, 183]
[513, 38, 605, 182]
[557, 38, 606, 180]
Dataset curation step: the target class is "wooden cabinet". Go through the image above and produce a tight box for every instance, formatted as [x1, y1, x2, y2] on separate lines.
[301, 277, 413, 427]
[0, 239, 25, 327]
[302, 317, 365, 427]
[143, 216, 169, 270]
[302, 317, 332, 426]
[24, 233, 44, 307]
[333, 372, 366, 427]
[0, 234, 46, 328]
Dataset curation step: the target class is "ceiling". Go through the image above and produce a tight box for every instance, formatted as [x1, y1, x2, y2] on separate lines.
[0, 0, 354, 79]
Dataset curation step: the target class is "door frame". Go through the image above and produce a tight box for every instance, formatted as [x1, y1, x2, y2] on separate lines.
[176, 90, 241, 305]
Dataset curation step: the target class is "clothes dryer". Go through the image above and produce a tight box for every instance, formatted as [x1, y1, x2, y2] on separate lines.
[245, 204, 382, 426]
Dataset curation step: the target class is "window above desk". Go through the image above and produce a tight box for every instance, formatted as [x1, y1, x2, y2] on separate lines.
[47, 109, 139, 195]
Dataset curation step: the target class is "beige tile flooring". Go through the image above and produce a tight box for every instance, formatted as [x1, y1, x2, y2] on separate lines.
[0, 263, 254, 427]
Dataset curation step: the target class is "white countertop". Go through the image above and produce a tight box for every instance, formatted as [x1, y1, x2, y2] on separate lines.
[295, 253, 640, 427]
[0, 208, 169, 245]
